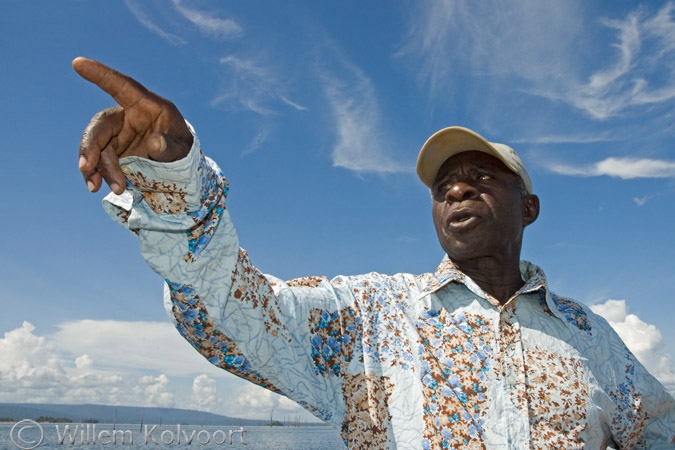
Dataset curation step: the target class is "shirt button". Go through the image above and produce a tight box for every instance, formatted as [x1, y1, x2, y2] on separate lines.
[507, 374, 517, 386]
[121, 165, 132, 175]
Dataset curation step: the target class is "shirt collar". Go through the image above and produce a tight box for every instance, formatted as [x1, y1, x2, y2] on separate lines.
[419, 257, 592, 332]
[421, 256, 551, 309]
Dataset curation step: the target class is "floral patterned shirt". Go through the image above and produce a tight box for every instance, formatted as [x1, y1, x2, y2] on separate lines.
[103, 128, 675, 449]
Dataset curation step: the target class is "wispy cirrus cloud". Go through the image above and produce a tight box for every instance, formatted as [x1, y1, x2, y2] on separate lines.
[212, 54, 306, 116]
[398, 0, 583, 98]
[547, 156, 675, 179]
[513, 133, 619, 145]
[315, 39, 407, 174]
[171, 0, 243, 39]
[124, 1, 402, 175]
[241, 129, 269, 157]
[542, 2, 675, 120]
[400, 0, 675, 120]
[634, 195, 649, 206]
[124, 0, 242, 44]
[124, 0, 187, 46]
[280, 96, 308, 111]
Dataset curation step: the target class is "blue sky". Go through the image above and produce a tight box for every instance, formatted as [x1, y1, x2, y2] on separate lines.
[1, 0, 674, 421]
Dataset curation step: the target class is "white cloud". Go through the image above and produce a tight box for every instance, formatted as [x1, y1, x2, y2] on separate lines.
[51, 319, 212, 377]
[171, 0, 243, 40]
[398, 0, 583, 96]
[241, 129, 269, 157]
[212, 55, 305, 116]
[0, 322, 66, 388]
[191, 374, 217, 411]
[124, 0, 187, 46]
[400, 1, 675, 120]
[633, 195, 649, 206]
[0, 321, 314, 421]
[0, 322, 126, 405]
[135, 374, 174, 408]
[315, 40, 407, 174]
[280, 96, 308, 111]
[75, 354, 93, 370]
[125, 0, 242, 44]
[533, 3, 675, 119]
[513, 133, 618, 145]
[228, 382, 303, 421]
[591, 299, 675, 393]
[547, 156, 675, 179]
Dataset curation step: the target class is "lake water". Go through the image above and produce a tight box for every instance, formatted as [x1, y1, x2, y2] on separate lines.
[0, 423, 346, 450]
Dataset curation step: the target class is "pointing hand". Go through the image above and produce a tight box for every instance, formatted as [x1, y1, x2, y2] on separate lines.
[73, 57, 193, 194]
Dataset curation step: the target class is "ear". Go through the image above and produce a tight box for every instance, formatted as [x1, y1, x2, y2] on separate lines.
[522, 194, 540, 228]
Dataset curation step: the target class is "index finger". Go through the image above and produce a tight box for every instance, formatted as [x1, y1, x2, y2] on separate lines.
[72, 57, 150, 110]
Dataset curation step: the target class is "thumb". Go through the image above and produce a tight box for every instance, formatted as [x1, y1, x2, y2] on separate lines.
[147, 132, 192, 162]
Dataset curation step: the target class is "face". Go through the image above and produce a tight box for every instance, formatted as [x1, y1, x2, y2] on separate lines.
[431, 151, 539, 263]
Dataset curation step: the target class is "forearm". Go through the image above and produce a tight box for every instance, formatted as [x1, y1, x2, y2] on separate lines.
[102, 126, 348, 423]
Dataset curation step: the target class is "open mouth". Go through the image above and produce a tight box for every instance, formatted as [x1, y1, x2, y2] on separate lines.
[448, 209, 479, 227]
[454, 214, 473, 223]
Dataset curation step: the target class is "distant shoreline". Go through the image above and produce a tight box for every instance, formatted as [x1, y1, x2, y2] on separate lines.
[0, 403, 325, 427]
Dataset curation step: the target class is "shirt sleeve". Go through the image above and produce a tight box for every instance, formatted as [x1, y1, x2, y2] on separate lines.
[101, 124, 354, 426]
[591, 314, 675, 449]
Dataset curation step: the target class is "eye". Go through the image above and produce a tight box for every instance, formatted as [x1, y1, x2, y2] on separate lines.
[477, 173, 492, 181]
[432, 180, 452, 200]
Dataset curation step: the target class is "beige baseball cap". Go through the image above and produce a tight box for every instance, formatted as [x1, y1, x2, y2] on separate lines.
[416, 126, 533, 194]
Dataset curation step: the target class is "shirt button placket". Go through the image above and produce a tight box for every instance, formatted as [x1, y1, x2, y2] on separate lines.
[499, 304, 530, 448]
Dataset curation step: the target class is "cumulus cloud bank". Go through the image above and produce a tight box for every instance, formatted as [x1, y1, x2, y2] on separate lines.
[591, 299, 675, 393]
[3, 310, 673, 415]
[0, 322, 155, 406]
[0, 321, 314, 420]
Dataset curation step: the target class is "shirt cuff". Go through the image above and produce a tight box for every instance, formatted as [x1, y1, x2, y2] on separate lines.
[102, 122, 228, 232]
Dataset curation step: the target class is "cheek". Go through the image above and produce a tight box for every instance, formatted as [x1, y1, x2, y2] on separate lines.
[489, 198, 524, 230]
[431, 202, 444, 230]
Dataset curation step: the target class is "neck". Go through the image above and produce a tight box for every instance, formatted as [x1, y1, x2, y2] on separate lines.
[453, 256, 524, 305]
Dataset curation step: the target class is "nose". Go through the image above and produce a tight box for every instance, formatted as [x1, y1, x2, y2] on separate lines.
[444, 181, 478, 202]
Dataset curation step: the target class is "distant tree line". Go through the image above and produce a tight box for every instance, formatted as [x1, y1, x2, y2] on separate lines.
[0, 416, 101, 423]
[0, 416, 103, 423]
[35, 416, 73, 423]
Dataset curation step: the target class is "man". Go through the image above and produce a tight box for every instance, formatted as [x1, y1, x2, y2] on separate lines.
[75, 57, 675, 449]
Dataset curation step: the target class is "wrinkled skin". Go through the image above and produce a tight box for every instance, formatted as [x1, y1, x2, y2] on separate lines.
[431, 151, 540, 304]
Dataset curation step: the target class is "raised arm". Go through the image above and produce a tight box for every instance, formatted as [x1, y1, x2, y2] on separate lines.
[73, 57, 193, 194]
[72, 58, 358, 428]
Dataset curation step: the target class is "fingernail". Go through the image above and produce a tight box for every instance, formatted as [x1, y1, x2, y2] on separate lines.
[79, 155, 87, 170]
[87, 180, 96, 192]
[110, 182, 121, 193]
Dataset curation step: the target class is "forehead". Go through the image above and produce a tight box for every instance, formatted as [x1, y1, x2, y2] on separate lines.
[434, 150, 514, 182]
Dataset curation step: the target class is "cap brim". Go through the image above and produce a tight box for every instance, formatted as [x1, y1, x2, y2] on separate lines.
[417, 126, 513, 189]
